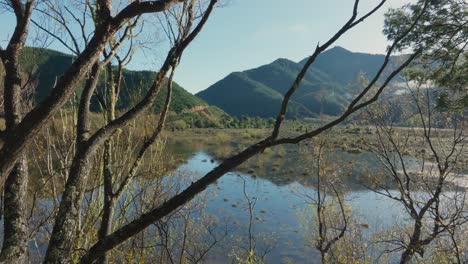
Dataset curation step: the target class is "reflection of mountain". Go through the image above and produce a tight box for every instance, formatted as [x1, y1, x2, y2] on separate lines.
[197, 46, 405, 118]
[239, 151, 376, 189]
[196, 143, 381, 190]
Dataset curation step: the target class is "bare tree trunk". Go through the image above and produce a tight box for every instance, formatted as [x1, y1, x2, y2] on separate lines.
[0, 156, 28, 263]
[400, 249, 413, 264]
[0, 0, 215, 262]
[46, 2, 213, 259]
[0, 0, 184, 180]
[0, 23, 112, 181]
[97, 152, 114, 263]
[400, 220, 423, 264]
[97, 163, 114, 263]
[46, 21, 177, 264]
[80, 1, 427, 261]
[44, 151, 93, 263]
[96, 61, 119, 264]
[0, 71, 29, 262]
[44, 59, 103, 263]
[320, 252, 327, 264]
[0, 2, 33, 258]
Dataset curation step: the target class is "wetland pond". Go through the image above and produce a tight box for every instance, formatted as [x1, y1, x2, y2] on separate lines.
[174, 150, 404, 263]
[12, 130, 468, 263]
[160, 136, 467, 263]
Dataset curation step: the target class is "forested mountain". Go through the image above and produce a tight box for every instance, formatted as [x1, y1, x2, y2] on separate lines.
[2, 46, 405, 122]
[13, 47, 209, 114]
[197, 46, 404, 118]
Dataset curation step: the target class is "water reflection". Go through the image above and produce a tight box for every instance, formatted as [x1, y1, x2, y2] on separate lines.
[9, 141, 465, 263]
[174, 151, 410, 263]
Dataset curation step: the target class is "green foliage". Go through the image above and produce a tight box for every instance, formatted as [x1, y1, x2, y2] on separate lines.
[168, 107, 226, 129]
[172, 120, 188, 130]
[384, 0, 467, 110]
[220, 116, 275, 129]
[168, 108, 275, 130]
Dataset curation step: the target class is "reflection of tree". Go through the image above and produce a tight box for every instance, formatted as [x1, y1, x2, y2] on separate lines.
[151, 190, 228, 264]
[229, 176, 277, 264]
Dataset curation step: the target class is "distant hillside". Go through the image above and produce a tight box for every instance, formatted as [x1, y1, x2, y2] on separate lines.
[110, 69, 207, 113]
[197, 46, 404, 118]
[12, 47, 210, 115]
[17, 47, 74, 103]
[196, 71, 312, 118]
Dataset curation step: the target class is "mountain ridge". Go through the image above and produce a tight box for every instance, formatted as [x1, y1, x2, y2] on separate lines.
[9, 47, 209, 114]
[197, 46, 404, 118]
[0, 46, 231, 127]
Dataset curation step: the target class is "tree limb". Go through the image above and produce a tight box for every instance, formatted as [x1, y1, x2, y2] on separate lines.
[81, 3, 428, 261]
[113, 0, 187, 27]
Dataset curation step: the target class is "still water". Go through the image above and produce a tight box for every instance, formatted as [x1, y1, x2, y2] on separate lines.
[7, 142, 463, 263]
[174, 151, 407, 263]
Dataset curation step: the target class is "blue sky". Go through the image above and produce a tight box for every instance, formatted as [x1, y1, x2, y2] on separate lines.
[0, 0, 413, 93]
